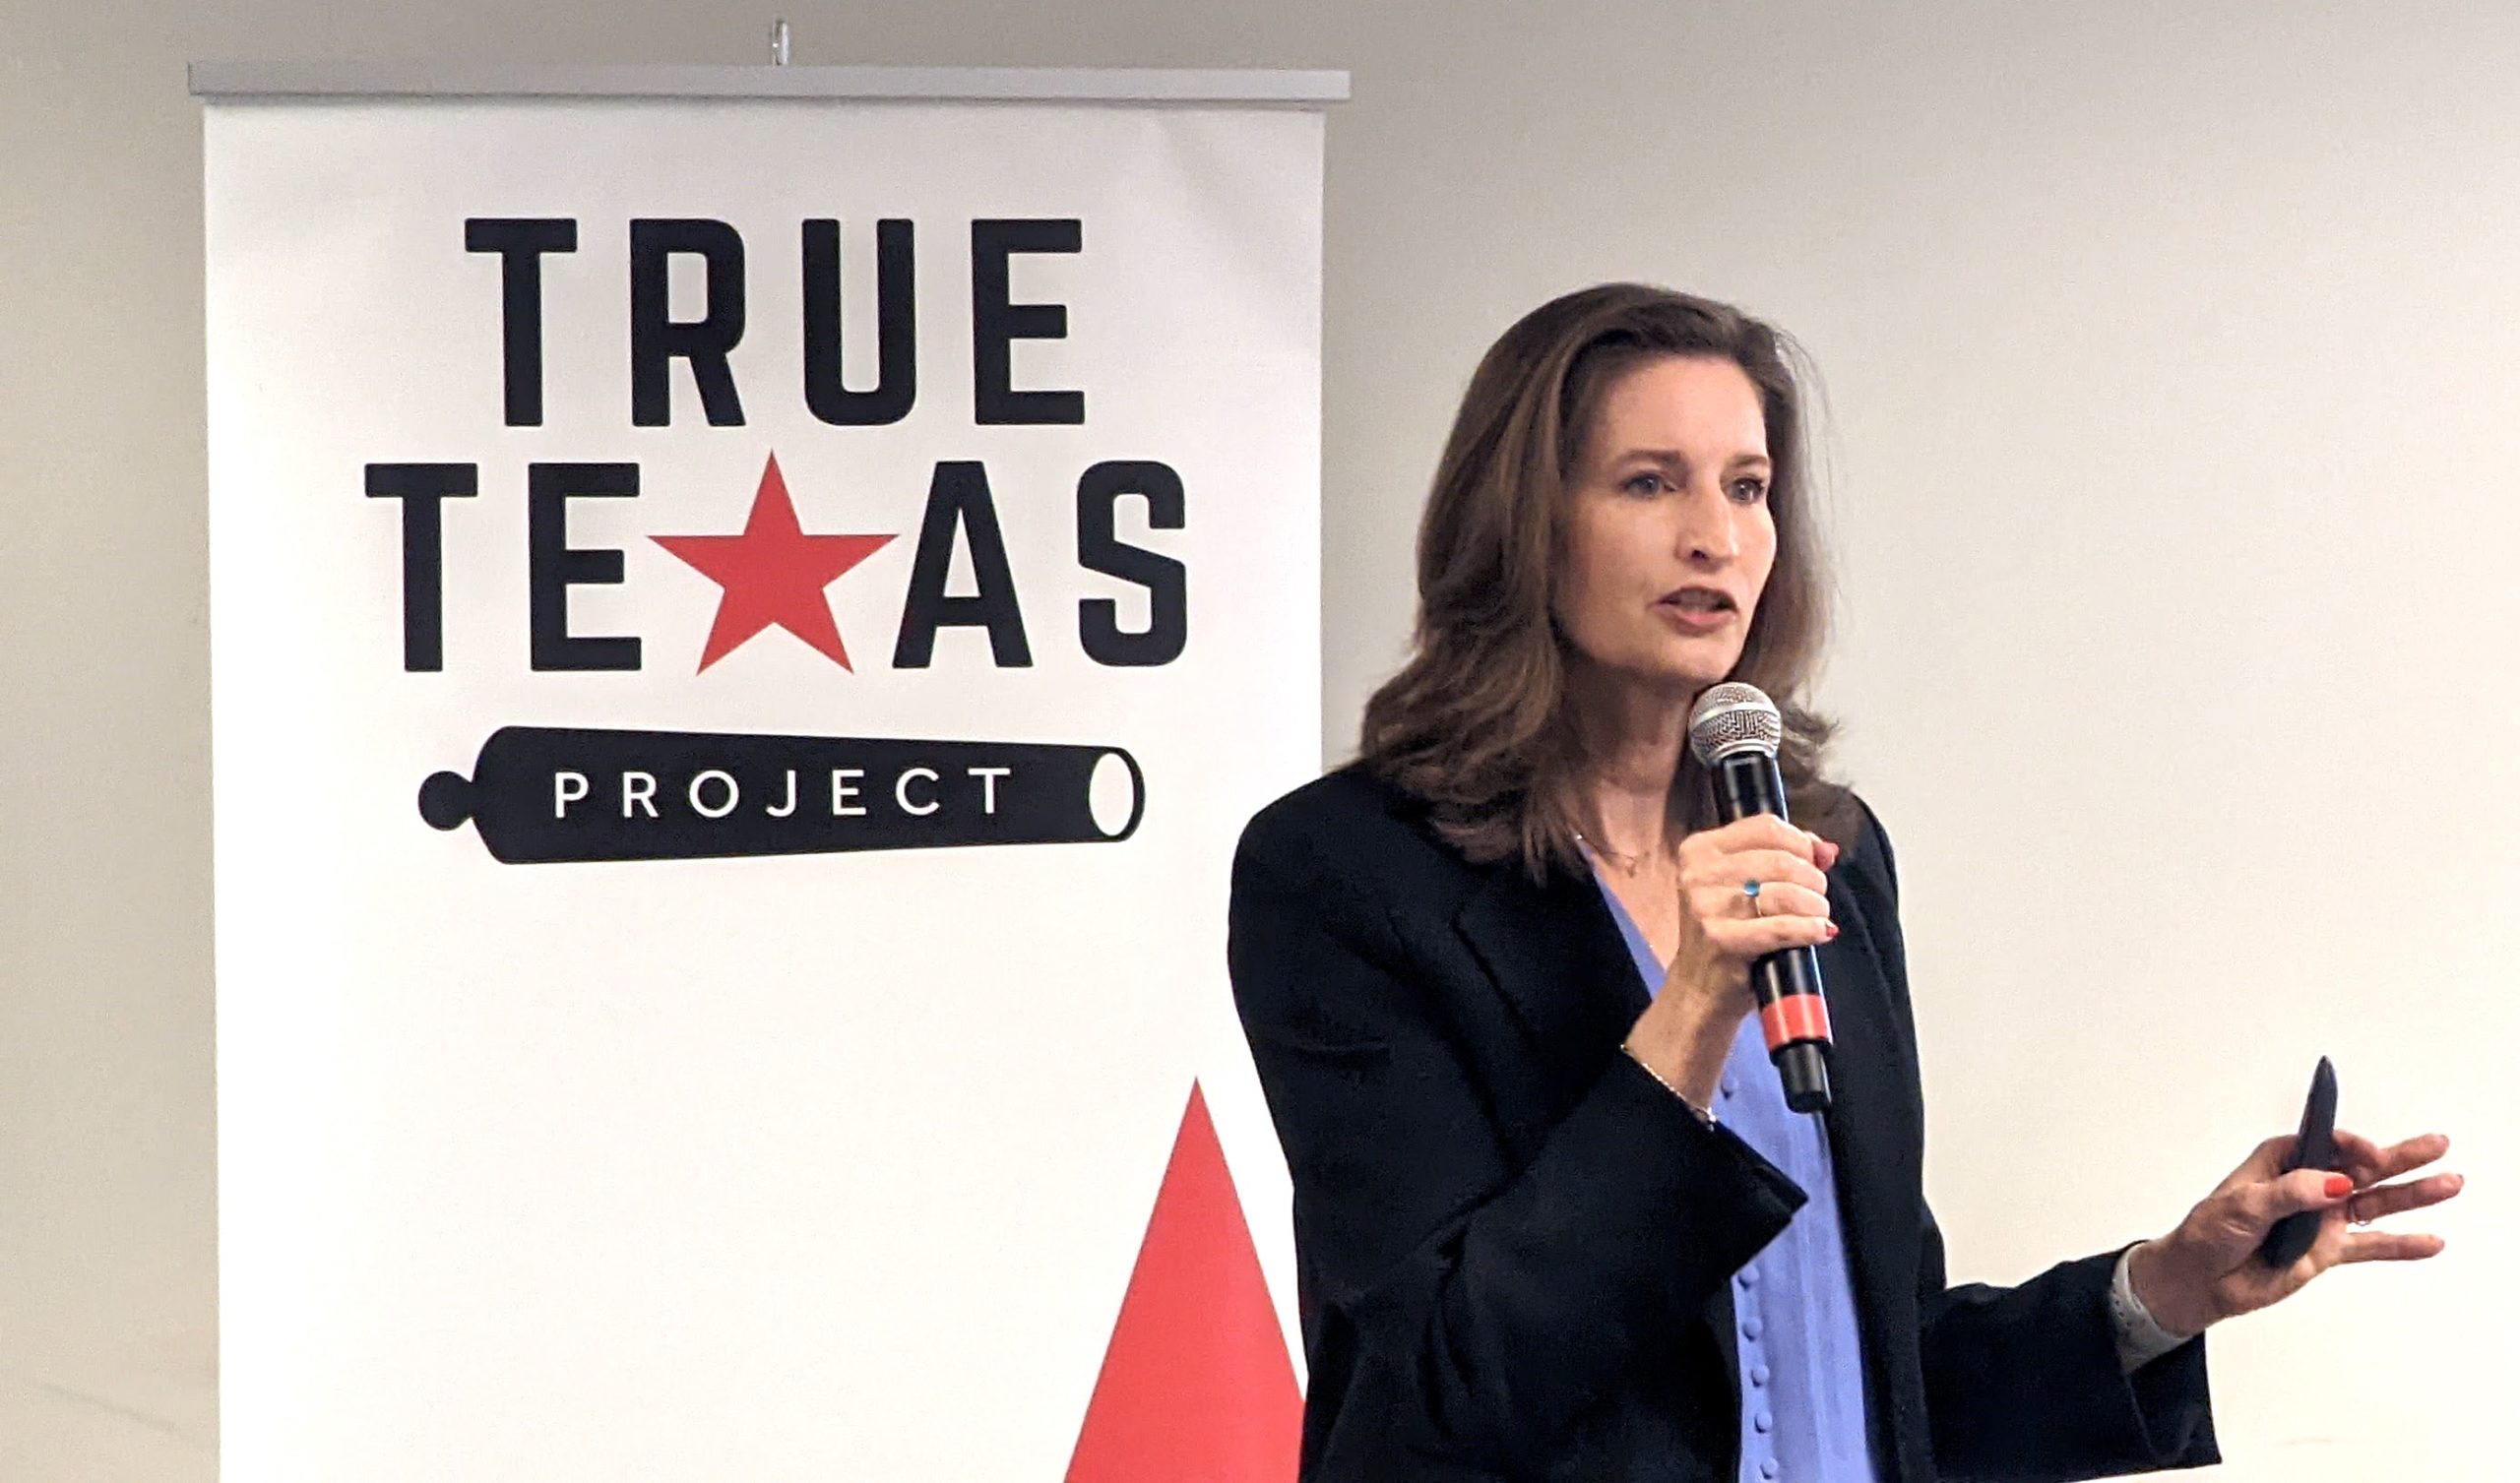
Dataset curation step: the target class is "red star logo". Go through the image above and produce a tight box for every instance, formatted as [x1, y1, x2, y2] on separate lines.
[653, 454, 897, 672]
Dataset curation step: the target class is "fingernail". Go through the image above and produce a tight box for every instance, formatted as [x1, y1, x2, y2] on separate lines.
[1824, 922, 1841, 940]
[2324, 1174, 2353, 1199]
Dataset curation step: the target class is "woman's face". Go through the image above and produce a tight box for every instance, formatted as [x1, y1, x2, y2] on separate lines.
[1554, 354, 1778, 695]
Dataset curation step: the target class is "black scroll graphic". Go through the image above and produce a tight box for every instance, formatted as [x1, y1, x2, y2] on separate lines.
[418, 726, 1145, 864]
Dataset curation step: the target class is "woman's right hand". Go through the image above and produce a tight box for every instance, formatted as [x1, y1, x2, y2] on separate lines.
[1623, 816, 1839, 1109]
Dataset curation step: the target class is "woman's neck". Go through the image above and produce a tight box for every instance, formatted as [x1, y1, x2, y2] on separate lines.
[1566, 662, 1697, 865]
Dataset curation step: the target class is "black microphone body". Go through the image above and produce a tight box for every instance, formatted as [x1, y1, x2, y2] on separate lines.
[1710, 749, 1835, 1114]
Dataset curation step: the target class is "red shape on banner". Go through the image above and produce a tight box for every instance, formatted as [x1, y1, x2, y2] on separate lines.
[1065, 1082, 1302, 1483]
[652, 453, 896, 671]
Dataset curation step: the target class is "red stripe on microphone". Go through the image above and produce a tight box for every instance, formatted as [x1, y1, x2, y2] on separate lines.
[1760, 994, 1832, 1051]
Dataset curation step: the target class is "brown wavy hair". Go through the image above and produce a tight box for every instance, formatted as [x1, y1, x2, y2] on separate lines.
[1358, 283, 1855, 882]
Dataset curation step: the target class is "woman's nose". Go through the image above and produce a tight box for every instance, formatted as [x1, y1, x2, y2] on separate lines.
[1676, 485, 1740, 563]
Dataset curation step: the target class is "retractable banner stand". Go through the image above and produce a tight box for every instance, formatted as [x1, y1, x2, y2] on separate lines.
[200, 66, 1334, 1481]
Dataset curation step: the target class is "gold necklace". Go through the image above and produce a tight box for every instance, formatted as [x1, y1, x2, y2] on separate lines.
[1574, 831, 1651, 873]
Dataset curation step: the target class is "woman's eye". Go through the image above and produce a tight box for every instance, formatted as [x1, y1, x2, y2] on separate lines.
[1729, 477, 1769, 504]
[1622, 473, 1667, 497]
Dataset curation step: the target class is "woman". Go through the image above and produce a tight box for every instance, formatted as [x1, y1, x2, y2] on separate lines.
[1226, 283, 2461, 1482]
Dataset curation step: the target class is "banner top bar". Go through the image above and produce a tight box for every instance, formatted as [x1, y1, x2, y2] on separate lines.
[188, 62, 1350, 105]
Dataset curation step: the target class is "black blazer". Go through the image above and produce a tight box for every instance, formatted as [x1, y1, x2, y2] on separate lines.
[1227, 765, 2220, 1482]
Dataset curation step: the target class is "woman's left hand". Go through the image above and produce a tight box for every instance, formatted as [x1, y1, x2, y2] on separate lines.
[2123, 1129, 2463, 1339]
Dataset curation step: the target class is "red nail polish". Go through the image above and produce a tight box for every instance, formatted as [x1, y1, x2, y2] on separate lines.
[2323, 1173, 2353, 1199]
[1824, 923, 1841, 939]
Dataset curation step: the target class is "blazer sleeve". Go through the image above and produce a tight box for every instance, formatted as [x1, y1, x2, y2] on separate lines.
[1228, 804, 1805, 1476]
[1852, 799, 2221, 1482]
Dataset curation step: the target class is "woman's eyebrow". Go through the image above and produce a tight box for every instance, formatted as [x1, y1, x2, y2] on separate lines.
[1614, 448, 1771, 469]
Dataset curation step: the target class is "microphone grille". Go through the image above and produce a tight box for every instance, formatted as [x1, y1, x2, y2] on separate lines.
[1688, 682, 1783, 765]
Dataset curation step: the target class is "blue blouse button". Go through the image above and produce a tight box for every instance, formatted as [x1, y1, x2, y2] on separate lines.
[1741, 1318, 1763, 1341]
[1722, 1076, 1739, 1097]
[1761, 1460, 1781, 1480]
[1751, 1363, 1771, 1387]
[1738, 1265, 1760, 1287]
[1754, 1409, 1774, 1434]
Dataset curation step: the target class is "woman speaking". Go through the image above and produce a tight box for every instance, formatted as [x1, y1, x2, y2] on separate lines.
[1226, 284, 2461, 1482]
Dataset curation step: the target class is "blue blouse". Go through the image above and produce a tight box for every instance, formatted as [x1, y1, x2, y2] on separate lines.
[1591, 871, 1882, 1483]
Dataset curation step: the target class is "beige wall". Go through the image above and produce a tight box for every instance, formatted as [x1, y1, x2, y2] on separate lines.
[6, 2, 2514, 1477]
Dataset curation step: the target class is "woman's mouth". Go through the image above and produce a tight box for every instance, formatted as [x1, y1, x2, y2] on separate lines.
[1657, 587, 1736, 631]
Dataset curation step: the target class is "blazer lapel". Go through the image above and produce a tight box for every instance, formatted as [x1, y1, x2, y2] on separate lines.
[1451, 861, 1647, 1100]
[1820, 931, 1907, 1294]
[1817, 869, 1927, 1476]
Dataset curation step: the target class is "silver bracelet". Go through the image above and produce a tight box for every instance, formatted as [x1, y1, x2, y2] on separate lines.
[1621, 1043, 1716, 1128]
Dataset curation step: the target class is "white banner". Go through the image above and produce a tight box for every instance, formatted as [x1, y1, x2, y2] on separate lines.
[206, 89, 1320, 1481]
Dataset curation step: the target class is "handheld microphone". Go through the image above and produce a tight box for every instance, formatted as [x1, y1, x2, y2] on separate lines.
[1687, 682, 1834, 1114]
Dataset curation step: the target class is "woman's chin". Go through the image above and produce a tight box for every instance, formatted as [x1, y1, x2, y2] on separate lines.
[1604, 654, 1741, 697]
[1655, 638, 1745, 689]
[1568, 636, 1746, 695]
